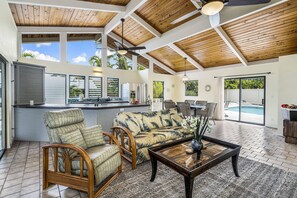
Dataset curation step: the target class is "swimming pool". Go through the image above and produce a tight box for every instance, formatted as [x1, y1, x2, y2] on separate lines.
[227, 106, 264, 115]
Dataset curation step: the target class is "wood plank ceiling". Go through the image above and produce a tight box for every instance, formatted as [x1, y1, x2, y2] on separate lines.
[112, 17, 155, 46]
[222, 0, 297, 62]
[9, 4, 116, 27]
[154, 64, 171, 75]
[135, 0, 201, 33]
[80, 0, 131, 6]
[149, 46, 197, 72]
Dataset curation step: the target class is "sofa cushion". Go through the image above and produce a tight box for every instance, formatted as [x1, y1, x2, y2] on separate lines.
[171, 113, 185, 127]
[59, 129, 87, 150]
[160, 110, 172, 127]
[142, 111, 163, 130]
[80, 125, 105, 148]
[116, 113, 142, 136]
[133, 129, 181, 149]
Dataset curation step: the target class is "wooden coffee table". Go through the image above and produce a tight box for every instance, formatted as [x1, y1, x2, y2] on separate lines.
[148, 136, 241, 198]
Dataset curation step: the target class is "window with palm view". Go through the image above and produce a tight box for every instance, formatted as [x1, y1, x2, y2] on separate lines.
[107, 77, 119, 97]
[69, 75, 85, 98]
[67, 34, 102, 66]
[153, 81, 164, 99]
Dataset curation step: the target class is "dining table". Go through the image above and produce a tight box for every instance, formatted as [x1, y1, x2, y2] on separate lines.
[190, 105, 206, 116]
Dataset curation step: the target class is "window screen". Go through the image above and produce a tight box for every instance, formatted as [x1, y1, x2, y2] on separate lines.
[107, 77, 119, 97]
[69, 75, 85, 98]
[89, 76, 102, 98]
[45, 73, 66, 104]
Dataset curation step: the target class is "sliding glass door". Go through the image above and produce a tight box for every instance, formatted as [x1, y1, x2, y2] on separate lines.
[224, 76, 265, 125]
[0, 56, 6, 158]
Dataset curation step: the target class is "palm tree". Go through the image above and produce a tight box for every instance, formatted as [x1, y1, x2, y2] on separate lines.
[22, 52, 35, 58]
[89, 55, 102, 67]
[111, 54, 132, 70]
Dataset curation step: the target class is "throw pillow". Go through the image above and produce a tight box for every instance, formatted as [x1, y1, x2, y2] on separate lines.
[160, 109, 172, 127]
[171, 113, 185, 127]
[59, 129, 87, 158]
[124, 117, 142, 136]
[142, 111, 163, 130]
[80, 125, 105, 148]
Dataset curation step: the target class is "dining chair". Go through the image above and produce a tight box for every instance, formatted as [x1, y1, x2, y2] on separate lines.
[164, 101, 176, 110]
[195, 100, 207, 106]
[185, 100, 195, 105]
[196, 103, 217, 125]
[177, 102, 192, 117]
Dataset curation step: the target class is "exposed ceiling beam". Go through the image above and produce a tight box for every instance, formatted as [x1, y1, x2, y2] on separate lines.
[104, 0, 147, 34]
[214, 26, 248, 66]
[18, 26, 104, 34]
[167, 43, 204, 71]
[142, 54, 177, 75]
[7, 0, 125, 13]
[108, 32, 176, 75]
[140, 0, 287, 54]
[130, 13, 162, 38]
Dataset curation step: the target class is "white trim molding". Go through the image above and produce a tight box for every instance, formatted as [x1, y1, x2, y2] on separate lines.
[104, 0, 148, 34]
[130, 13, 162, 38]
[8, 0, 126, 13]
[214, 26, 248, 66]
[18, 26, 104, 34]
[167, 43, 204, 71]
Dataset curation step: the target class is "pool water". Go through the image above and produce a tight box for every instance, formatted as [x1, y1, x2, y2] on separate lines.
[227, 106, 264, 115]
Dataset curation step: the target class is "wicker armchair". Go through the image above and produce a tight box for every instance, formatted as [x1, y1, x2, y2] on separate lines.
[43, 109, 122, 198]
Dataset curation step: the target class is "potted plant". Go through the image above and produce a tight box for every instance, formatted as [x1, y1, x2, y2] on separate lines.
[182, 116, 211, 156]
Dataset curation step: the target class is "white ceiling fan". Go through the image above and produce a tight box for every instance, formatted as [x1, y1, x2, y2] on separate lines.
[171, 0, 271, 27]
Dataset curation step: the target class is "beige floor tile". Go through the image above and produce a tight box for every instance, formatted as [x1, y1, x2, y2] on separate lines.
[0, 184, 21, 197]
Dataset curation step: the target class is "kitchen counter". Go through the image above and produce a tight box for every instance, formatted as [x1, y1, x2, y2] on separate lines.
[14, 103, 150, 141]
[14, 103, 149, 110]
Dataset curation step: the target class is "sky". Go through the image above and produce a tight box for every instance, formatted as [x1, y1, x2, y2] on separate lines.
[22, 40, 117, 66]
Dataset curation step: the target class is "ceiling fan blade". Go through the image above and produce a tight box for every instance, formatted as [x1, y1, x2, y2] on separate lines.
[209, 13, 220, 28]
[226, 0, 271, 6]
[170, 10, 200, 24]
[128, 46, 146, 50]
[128, 51, 140, 56]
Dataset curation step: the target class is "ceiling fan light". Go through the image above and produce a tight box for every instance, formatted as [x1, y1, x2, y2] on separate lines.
[118, 49, 127, 55]
[201, 1, 224, 16]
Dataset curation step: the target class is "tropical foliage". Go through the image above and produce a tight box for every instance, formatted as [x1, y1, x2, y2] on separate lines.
[22, 52, 35, 58]
[224, 78, 264, 89]
[153, 81, 164, 99]
[69, 85, 84, 98]
[89, 55, 102, 67]
[185, 80, 198, 96]
[137, 64, 146, 71]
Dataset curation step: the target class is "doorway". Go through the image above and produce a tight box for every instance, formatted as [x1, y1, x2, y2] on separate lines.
[0, 55, 6, 159]
[224, 76, 265, 125]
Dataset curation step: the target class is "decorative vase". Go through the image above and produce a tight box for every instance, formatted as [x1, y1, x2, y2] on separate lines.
[191, 139, 203, 155]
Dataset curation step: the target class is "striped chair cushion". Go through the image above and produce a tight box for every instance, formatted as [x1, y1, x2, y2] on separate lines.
[80, 125, 105, 148]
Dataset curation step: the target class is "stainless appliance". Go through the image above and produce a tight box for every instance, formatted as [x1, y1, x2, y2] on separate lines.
[122, 83, 147, 103]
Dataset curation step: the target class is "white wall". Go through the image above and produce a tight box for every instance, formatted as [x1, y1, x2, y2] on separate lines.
[0, 0, 18, 148]
[176, 60, 280, 128]
[278, 54, 297, 132]
[0, 0, 17, 62]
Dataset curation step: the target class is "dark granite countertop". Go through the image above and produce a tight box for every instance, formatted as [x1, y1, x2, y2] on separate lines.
[14, 103, 150, 110]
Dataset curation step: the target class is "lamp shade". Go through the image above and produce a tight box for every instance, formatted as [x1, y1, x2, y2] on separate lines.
[201, 1, 224, 16]
[182, 74, 189, 82]
[118, 49, 127, 55]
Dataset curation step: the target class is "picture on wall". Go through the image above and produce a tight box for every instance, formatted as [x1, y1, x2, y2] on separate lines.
[185, 80, 198, 96]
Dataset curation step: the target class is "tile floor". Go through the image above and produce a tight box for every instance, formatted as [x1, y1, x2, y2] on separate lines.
[0, 121, 297, 198]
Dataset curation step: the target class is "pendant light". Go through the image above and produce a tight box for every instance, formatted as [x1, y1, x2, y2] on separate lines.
[201, 0, 224, 16]
[182, 57, 189, 83]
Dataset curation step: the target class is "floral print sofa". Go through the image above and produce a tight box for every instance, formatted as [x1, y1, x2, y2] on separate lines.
[112, 108, 192, 169]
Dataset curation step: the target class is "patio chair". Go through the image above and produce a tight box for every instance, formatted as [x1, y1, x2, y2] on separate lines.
[43, 108, 122, 198]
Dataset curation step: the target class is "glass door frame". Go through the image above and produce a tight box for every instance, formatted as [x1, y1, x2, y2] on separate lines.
[0, 54, 7, 159]
[225, 76, 266, 126]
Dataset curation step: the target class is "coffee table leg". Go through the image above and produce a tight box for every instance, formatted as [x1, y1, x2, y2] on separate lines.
[232, 153, 240, 177]
[150, 156, 157, 182]
[184, 176, 194, 198]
